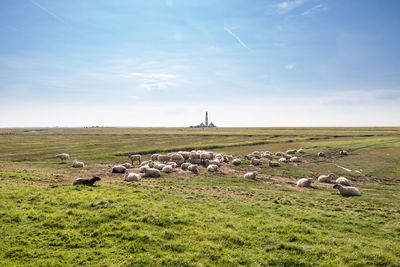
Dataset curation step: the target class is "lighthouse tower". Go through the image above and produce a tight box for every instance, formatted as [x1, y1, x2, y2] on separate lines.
[205, 112, 208, 127]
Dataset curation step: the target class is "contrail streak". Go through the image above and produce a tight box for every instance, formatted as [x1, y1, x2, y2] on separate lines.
[224, 26, 251, 50]
[28, 0, 66, 25]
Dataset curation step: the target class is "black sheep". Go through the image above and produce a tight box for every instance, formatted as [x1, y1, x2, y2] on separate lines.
[72, 176, 101, 186]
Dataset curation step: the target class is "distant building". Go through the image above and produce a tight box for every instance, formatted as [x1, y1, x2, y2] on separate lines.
[190, 112, 217, 128]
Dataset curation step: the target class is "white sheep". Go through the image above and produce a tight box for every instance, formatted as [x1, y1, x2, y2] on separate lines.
[336, 177, 351, 186]
[72, 160, 84, 168]
[170, 153, 185, 165]
[128, 154, 141, 165]
[56, 153, 70, 162]
[154, 163, 166, 170]
[333, 184, 361, 196]
[289, 156, 300, 163]
[318, 173, 335, 183]
[251, 158, 262, 166]
[121, 163, 132, 169]
[188, 164, 199, 174]
[207, 164, 218, 172]
[278, 157, 288, 163]
[262, 152, 272, 159]
[189, 158, 202, 165]
[269, 161, 280, 167]
[200, 152, 212, 160]
[144, 168, 161, 178]
[178, 151, 190, 160]
[297, 148, 305, 154]
[189, 152, 201, 159]
[181, 162, 191, 170]
[124, 170, 141, 182]
[232, 159, 241, 166]
[286, 149, 297, 155]
[166, 162, 178, 168]
[139, 165, 149, 173]
[162, 165, 173, 173]
[244, 172, 257, 180]
[340, 150, 348, 156]
[151, 154, 160, 161]
[297, 178, 314, 188]
[112, 165, 126, 173]
[157, 155, 170, 163]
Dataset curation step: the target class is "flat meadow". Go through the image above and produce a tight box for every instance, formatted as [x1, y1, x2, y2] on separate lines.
[0, 127, 399, 266]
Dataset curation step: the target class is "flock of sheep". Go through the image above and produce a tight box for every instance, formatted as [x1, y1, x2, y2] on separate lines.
[56, 147, 361, 197]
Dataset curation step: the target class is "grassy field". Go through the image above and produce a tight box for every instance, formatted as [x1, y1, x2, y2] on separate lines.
[1, 127, 400, 266]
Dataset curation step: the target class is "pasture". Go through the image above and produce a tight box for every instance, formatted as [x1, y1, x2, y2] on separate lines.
[0, 127, 399, 266]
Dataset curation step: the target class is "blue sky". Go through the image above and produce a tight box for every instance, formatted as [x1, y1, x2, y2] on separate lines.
[1, 0, 400, 127]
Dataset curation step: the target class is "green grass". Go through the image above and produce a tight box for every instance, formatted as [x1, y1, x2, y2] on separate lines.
[1, 127, 400, 266]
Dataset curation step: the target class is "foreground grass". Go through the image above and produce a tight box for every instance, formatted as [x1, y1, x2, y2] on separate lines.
[1, 127, 400, 266]
[1, 178, 399, 266]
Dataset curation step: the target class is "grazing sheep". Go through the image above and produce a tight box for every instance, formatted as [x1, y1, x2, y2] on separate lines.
[151, 154, 160, 161]
[188, 164, 199, 174]
[121, 163, 132, 169]
[244, 172, 257, 180]
[269, 161, 280, 167]
[318, 173, 335, 183]
[289, 156, 300, 163]
[207, 164, 218, 172]
[124, 170, 141, 182]
[251, 158, 262, 166]
[286, 149, 297, 155]
[297, 148, 305, 154]
[157, 155, 170, 163]
[297, 178, 314, 188]
[336, 177, 352, 186]
[72, 160, 84, 168]
[112, 165, 126, 173]
[181, 162, 191, 170]
[162, 165, 174, 173]
[232, 159, 241, 166]
[56, 153, 70, 162]
[340, 150, 348, 156]
[333, 184, 361, 196]
[144, 168, 161, 178]
[318, 152, 325, 157]
[128, 154, 141, 165]
[73, 176, 101, 186]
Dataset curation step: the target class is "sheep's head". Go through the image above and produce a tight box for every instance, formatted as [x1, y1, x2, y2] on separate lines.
[92, 176, 101, 182]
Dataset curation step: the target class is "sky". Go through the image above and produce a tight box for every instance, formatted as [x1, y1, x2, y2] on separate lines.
[1, 0, 400, 127]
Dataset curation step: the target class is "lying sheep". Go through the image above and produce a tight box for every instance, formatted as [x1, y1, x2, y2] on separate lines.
[269, 161, 280, 167]
[139, 165, 149, 173]
[232, 159, 241, 166]
[178, 151, 190, 160]
[318, 173, 335, 183]
[124, 170, 141, 182]
[154, 163, 166, 170]
[189, 158, 202, 165]
[121, 163, 132, 169]
[188, 164, 199, 174]
[333, 184, 361, 197]
[297, 148, 305, 154]
[262, 152, 272, 159]
[73, 176, 101, 186]
[128, 154, 141, 165]
[72, 160, 84, 168]
[151, 154, 160, 161]
[167, 162, 178, 169]
[56, 153, 70, 162]
[170, 153, 185, 165]
[318, 152, 325, 157]
[162, 165, 173, 173]
[112, 165, 126, 173]
[278, 157, 288, 163]
[251, 158, 262, 166]
[289, 156, 300, 162]
[244, 172, 257, 180]
[181, 162, 191, 170]
[297, 178, 314, 188]
[286, 149, 296, 155]
[207, 164, 218, 172]
[336, 177, 351, 186]
[208, 159, 221, 167]
[275, 152, 284, 157]
[340, 150, 348, 156]
[144, 168, 161, 178]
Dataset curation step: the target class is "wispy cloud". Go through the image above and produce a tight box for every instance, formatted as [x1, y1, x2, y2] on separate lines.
[121, 72, 178, 91]
[286, 62, 297, 70]
[223, 26, 251, 50]
[28, 0, 66, 24]
[302, 4, 328, 16]
[274, 0, 309, 13]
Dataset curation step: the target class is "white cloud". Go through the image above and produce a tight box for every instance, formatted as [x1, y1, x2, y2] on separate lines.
[302, 4, 328, 16]
[121, 72, 178, 91]
[274, 0, 309, 13]
[223, 26, 251, 50]
[286, 62, 297, 70]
